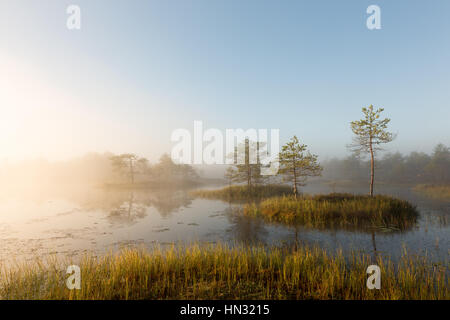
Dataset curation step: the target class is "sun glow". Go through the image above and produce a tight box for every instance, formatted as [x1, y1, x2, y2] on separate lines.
[0, 54, 124, 161]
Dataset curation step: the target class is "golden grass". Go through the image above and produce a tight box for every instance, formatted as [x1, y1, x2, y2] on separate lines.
[0, 244, 447, 300]
[244, 193, 419, 231]
[192, 185, 293, 201]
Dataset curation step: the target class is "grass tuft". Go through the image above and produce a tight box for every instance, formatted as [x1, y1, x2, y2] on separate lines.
[192, 185, 293, 202]
[244, 193, 419, 231]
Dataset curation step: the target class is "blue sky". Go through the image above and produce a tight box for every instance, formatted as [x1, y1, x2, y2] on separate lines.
[0, 0, 449, 161]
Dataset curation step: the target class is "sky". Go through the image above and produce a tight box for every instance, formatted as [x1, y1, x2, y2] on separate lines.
[0, 0, 449, 162]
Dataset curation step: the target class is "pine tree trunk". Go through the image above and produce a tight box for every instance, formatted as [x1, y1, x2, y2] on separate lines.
[293, 166, 297, 199]
[369, 140, 374, 197]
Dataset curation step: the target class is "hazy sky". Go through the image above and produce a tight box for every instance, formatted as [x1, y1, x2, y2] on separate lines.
[1, 0, 449, 162]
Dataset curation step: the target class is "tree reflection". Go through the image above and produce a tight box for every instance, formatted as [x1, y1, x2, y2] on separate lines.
[148, 190, 192, 217]
[104, 189, 193, 225]
[225, 204, 268, 244]
[107, 192, 147, 226]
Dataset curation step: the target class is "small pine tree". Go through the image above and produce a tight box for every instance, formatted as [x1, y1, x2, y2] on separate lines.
[279, 136, 322, 197]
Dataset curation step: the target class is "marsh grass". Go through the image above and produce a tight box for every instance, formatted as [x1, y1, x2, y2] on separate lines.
[0, 244, 447, 300]
[244, 193, 419, 231]
[413, 184, 450, 201]
[192, 185, 292, 202]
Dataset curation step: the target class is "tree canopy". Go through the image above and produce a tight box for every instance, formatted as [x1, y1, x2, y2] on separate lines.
[279, 136, 322, 196]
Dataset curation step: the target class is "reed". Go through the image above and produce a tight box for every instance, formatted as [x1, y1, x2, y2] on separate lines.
[0, 243, 446, 300]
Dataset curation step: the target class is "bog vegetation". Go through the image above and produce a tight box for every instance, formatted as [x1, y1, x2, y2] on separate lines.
[192, 185, 292, 201]
[1, 244, 447, 300]
[244, 193, 419, 231]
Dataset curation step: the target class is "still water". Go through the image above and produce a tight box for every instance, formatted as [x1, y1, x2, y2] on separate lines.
[0, 183, 448, 266]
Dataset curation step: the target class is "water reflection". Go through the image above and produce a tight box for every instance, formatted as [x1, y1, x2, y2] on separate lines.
[0, 183, 448, 266]
[149, 190, 192, 217]
[105, 190, 193, 225]
[224, 204, 269, 244]
[107, 193, 147, 226]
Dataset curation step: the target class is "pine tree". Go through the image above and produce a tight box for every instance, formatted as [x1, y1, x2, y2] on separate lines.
[349, 105, 394, 196]
[227, 139, 266, 189]
[279, 136, 322, 197]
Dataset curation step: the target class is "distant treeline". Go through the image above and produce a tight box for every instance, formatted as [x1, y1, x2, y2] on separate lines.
[0, 152, 199, 187]
[322, 143, 450, 184]
[2, 143, 448, 188]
